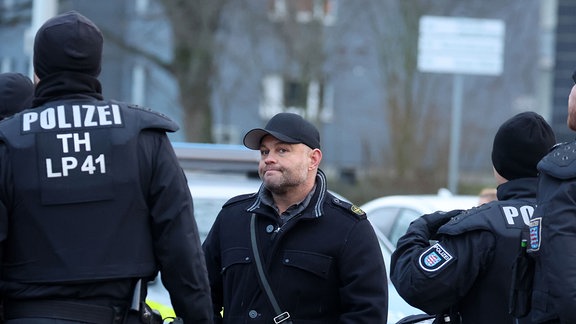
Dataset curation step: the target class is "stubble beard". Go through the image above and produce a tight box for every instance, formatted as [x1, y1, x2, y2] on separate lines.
[262, 167, 307, 195]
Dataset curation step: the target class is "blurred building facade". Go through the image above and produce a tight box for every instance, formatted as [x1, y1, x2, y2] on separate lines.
[551, 0, 576, 143]
[0, 0, 561, 190]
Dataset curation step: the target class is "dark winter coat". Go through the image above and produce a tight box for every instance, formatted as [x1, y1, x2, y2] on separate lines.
[391, 178, 537, 324]
[203, 170, 388, 323]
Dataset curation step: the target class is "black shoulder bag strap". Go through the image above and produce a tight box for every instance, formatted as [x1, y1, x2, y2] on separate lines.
[250, 213, 292, 324]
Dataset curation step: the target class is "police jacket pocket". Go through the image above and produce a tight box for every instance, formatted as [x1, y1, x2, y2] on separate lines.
[221, 247, 252, 272]
[282, 250, 333, 279]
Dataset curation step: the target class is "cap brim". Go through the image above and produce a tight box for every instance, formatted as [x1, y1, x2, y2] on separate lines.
[243, 128, 300, 150]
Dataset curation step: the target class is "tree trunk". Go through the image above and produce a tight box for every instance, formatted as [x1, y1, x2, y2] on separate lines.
[159, 0, 227, 142]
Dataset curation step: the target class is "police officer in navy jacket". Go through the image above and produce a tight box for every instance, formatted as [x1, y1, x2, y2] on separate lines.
[527, 70, 576, 324]
[0, 72, 33, 120]
[390, 112, 556, 324]
[0, 11, 212, 323]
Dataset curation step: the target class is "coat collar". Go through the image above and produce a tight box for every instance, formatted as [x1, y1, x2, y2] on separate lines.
[247, 169, 328, 218]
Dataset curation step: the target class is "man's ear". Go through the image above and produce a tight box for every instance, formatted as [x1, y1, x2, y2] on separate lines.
[309, 148, 322, 169]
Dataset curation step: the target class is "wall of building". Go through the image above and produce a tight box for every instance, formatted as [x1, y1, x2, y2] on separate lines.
[552, 0, 576, 142]
[0, 0, 552, 188]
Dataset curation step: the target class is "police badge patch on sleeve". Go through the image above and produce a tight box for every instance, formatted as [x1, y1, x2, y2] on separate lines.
[419, 242, 454, 272]
[527, 217, 542, 252]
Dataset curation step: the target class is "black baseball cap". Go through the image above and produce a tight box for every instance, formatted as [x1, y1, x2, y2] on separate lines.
[243, 113, 320, 150]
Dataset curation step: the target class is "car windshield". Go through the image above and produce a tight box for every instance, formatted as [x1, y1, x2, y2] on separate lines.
[361, 193, 478, 247]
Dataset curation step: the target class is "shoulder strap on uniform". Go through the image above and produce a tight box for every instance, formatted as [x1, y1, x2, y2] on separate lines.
[537, 142, 576, 180]
[330, 196, 367, 220]
[222, 193, 257, 208]
[437, 206, 491, 235]
[116, 101, 179, 133]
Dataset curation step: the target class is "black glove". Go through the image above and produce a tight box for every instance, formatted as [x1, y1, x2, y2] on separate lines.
[419, 209, 464, 235]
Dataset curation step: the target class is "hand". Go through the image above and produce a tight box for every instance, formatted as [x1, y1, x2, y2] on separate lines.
[419, 209, 464, 234]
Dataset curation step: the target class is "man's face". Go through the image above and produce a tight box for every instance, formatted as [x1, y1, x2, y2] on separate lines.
[568, 84, 576, 131]
[257, 135, 314, 195]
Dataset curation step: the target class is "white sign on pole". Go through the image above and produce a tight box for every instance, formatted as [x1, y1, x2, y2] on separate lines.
[417, 16, 505, 194]
[418, 16, 505, 76]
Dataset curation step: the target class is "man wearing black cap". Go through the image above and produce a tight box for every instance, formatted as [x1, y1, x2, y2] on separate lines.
[202, 112, 388, 323]
[390, 111, 556, 324]
[0, 11, 212, 324]
[0, 72, 34, 120]
[526, 71, 576, 324]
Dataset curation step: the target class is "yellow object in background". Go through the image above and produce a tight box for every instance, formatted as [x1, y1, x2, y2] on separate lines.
[146, 299, 176, 321]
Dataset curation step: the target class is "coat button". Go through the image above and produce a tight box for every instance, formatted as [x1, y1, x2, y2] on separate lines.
[266, 225, 275, 233]
[248, 310, 258, 318]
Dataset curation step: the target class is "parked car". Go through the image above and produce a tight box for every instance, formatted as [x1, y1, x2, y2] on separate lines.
[147, 142, 262, 318]
[361, 189, 479, 248]
[146, 173, 262, 318]
[372, 221, 434, 324]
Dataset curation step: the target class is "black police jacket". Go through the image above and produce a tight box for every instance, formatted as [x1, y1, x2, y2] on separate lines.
[203, 169, 388, 324]
[391, 178, 537, 324]
[528, 141, 576, 323]
[0, 72, 212, 323]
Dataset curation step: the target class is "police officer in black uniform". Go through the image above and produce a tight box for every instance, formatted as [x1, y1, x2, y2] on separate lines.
[390, 112, 556, 324]
[527, 71, 576, 324]
[0, 11, 212, 323]
[0, 72, 33, 120]
[202, 112, 388, 323]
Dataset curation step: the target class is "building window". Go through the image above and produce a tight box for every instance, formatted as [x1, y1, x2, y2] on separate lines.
[134, 0, 150, 15]
[260, 74, 333, 122]
[4, 0, 15, 9]
[268, 0, 337, 25]
[284, 80, 308, 109]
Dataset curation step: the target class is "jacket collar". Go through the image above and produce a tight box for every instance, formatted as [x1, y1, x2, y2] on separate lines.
[247, 169, 328, 218]
[496, 177, 537, 201]
[33, 71, 103, 107]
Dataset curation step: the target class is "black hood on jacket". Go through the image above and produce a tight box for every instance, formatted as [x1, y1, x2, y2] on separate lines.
[0, 72, 34, 119]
